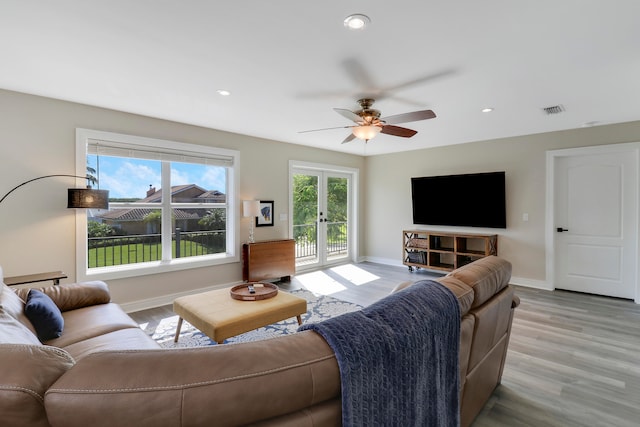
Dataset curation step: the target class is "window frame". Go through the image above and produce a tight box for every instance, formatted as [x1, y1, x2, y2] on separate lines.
[75, 128, 240, 282]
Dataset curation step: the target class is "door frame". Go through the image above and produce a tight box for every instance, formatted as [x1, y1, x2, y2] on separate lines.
[545, 142, 640, 303]
[288, 160, 359, 270]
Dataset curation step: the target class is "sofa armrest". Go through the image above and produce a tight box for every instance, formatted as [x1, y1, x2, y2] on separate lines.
[14, 282, 111, 312]
[45, 331, 341, 427]
[0, 344, 74, 427]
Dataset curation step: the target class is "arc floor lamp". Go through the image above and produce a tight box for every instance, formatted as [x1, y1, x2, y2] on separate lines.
[0, 174, 109, 209]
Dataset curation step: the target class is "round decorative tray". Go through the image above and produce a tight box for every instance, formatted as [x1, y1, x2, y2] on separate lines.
[230, 283, 278, 301]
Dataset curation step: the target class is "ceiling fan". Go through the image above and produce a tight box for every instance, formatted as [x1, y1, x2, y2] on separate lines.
[300, 98, 436, 144]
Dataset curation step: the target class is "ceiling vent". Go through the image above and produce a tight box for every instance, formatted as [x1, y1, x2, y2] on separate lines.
[542, 104, 565, 115]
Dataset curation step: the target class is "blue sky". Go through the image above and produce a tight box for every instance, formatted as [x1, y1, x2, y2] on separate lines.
[88, 156, 226, 199]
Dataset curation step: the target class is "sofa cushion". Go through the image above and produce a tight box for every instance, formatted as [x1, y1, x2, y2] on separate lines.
[25, 290, 65, 341]
[0, 281, 38, 335]
[62, 327, 160, 360]
[44, 303, 142, 348]
[446, 256, 512, 308]
[45, 331, 340, 427]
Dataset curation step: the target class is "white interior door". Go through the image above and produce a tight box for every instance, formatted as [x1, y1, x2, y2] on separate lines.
[554, 148, 637, 299]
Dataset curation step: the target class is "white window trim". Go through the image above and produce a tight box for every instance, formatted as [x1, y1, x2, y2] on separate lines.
[75, 128, 240, 282]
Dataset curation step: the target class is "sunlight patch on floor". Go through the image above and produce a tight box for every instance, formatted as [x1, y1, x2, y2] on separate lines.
[137, 314, 182, 336]
[330, 264, 380, 286]
[296, 270, 347, 296]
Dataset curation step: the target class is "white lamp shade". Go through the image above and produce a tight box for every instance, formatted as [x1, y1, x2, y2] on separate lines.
[243, 200, 261, 217]
[352, 125, 382, 141]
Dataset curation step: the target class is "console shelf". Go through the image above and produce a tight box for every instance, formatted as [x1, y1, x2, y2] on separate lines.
[403, 230, 497, 272]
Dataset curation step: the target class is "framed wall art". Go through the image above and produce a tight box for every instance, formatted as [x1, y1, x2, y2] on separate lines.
[256, 200, 274, 227]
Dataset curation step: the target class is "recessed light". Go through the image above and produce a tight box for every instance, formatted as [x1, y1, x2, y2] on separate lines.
[217, 89, 231, 96]
[343, 14, 371, 30]
[481, 107, 494, 113]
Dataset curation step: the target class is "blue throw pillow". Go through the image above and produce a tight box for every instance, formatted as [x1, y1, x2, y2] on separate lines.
[24, 289, 64, 341]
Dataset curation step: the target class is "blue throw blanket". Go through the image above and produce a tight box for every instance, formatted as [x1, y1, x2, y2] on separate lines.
[299, 280, 460, 427]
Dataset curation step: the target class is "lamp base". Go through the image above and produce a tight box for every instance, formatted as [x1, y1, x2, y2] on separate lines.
[248, 223, 255, 243]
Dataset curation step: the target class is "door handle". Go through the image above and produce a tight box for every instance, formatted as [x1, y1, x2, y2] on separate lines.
[556, 227, 569, 232]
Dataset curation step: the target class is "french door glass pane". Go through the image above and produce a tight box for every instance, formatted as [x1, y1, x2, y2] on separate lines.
[326, 176, 348, 261]
[293, 173, 319, 265]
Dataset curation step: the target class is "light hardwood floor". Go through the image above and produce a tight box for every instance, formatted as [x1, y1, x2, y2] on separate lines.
[130, 262, 640, 426]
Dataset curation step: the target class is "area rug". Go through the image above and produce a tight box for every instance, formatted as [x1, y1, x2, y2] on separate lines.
[146, 289, 362, 348]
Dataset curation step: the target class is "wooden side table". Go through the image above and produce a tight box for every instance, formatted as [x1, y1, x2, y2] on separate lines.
[4, 271, 67, 286]
[242, 239, 295, 282]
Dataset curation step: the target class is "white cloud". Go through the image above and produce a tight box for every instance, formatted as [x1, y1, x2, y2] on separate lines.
[101, 160, 161, 199]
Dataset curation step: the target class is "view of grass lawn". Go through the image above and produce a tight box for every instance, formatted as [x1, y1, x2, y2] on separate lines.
[88, 240, 211, 268]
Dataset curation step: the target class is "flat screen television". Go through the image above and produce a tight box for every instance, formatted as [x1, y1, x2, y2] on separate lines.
[411, 171, 506, 228]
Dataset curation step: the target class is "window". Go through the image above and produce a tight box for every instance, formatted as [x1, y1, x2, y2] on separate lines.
[75, 129, 239, 280]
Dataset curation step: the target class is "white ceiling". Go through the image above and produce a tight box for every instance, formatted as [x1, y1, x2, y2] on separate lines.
[2, 1, 640, 156]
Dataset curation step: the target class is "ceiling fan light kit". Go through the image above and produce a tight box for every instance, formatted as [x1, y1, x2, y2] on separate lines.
[352, 124, 382, 141]
[302, 98, 436, 145]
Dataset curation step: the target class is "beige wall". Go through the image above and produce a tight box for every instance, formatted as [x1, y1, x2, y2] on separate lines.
[0, 89, 365, 307]
[364, 121, 640, 285]
[3, 88, 640, 305]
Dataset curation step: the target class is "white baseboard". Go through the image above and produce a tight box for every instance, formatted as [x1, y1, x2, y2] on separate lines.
[364, 256, 403, 267]
[119, 281, 242, 313]
[364, 257, 553, 290]
[509, 276, 553, 291]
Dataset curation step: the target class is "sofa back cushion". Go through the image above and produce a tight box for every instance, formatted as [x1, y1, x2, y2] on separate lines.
[446, 256, 512, 308]
[392, 277, 474, 317]
[0, 281, 39, 339]
[435, 276, 474, 316]
[13, 281, 111, 312]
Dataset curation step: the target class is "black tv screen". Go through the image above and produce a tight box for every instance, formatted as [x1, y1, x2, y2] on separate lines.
[411, 171, 506, 228]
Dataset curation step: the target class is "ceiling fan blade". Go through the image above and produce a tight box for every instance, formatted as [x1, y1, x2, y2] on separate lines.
[334, 108, 363, 123]
[299, 125, 351, 134]
[341, 133, 357, 144]
[382, 110, 436, 125]
[342, 58, 378, 93]
[384, 68, 456, 93]
[380, 125, 418, 138]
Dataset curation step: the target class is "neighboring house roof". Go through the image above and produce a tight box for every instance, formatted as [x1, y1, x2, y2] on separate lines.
[98, 208, 200, 222]
[96, 184, 225, 222]
[140, 184, 207, 203]
[197, 190, 226, 202]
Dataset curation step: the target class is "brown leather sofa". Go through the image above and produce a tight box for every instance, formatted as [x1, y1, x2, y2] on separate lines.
[0, 256, 518, 427]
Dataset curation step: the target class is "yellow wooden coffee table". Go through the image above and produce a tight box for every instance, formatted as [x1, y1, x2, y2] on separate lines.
[173, 286, 307, 344]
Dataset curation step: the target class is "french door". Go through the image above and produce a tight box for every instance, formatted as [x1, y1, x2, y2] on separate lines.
[291, 164, 354, 269]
